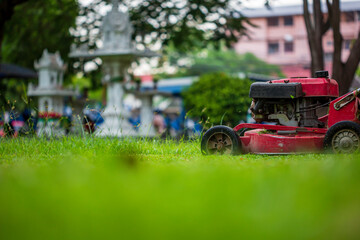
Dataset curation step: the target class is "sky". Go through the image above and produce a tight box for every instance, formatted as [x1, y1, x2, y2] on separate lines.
[79, 0, 305, 8]
[79, 0, 304, 6]
[242, 0, 303, 8]
[240, 0, 359, 8]
[79, 0, 359, 12]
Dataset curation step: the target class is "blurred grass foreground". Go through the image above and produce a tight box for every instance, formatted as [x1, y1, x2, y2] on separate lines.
[1, 137, 360, 239]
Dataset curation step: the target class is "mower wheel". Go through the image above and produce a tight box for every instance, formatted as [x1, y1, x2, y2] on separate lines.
[324, 121, 360, 154]
[201, 125, 240, 155]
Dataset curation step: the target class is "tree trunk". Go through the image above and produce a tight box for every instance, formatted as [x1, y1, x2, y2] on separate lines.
[329, 0, 360, 95]
[338, 32, 360, 95]
[303, 0, 329, 76]
[312, 0, 325, 73]
[330, 0, 344, 90]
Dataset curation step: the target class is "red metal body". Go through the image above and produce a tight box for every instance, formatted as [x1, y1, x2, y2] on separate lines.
[241, 129, 324, 154]
[327, 90, 360, 127]
[233, 123, 326, 154]
[232, 78, 360, 154]
[272, 77, 339, 97]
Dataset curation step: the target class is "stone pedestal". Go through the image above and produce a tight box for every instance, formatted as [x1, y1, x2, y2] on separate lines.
[96, 82, 137, 137]
[134, 91, 172, 137]
[37, 119, 65, 137]
[138, 93, 156, 137]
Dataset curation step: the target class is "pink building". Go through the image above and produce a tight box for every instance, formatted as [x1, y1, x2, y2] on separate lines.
[234, 1, 360, 77]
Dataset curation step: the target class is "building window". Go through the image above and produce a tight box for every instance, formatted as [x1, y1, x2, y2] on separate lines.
[284, 42, 294, 52]
[267, 17, 279, 27]
[268, 42, 279, 54]
[344, 39, 352, 50]
[284, 16, 293, 26]
[324, 52, 333, 62]
[344, 12, 355, 22]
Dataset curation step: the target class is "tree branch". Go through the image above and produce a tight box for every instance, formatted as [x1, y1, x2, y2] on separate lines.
[303, 0, 314, 37]
[322, 0, 333, 35]
[322, 19, 331, 35]
[321, 0, 332, 35]
[303, 0, 326, 75]
[313, 0, 323, 35]
[344, 31, 360, 80]
[331, 0, 343, 66]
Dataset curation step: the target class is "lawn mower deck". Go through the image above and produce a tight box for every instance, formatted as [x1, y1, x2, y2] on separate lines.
[235, 124, 326, 154]
[201, 71, 360, 155]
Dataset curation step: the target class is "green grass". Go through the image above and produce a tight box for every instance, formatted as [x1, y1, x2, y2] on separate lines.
[0, 137, 360, 239]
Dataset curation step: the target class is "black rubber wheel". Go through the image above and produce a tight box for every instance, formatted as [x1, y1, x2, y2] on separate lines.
[201, 125, 241, 155]
[324, 121, 360, 154]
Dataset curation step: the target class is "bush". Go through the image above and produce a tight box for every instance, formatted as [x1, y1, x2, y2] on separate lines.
[182, 72, 252, 127]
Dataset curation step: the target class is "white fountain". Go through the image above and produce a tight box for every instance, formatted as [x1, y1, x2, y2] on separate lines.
[70, 0, 157, 137]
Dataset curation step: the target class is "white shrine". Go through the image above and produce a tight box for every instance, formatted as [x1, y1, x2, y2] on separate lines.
[28, 49, 76, 136]
[70, 0, 158, 137]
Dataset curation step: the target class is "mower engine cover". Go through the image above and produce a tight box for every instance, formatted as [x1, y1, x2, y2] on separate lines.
[249, 82, 303, 99]
[271, 77, 339, 98]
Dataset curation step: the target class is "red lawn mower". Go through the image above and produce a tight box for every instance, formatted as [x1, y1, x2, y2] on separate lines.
[201, 71, 360, 154]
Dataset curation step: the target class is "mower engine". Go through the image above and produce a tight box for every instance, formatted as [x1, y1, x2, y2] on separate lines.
[249, 71, 338, 127]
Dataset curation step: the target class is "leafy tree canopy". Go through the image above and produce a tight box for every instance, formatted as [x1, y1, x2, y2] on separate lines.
[182, 72, 252, 127]
[76, 0, 252, 52]
[0, 0, 78, 109]
[1, 0, 78, 68]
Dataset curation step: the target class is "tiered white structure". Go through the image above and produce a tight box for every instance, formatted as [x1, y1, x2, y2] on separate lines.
[70, 0, 157, 137]
[28, 49, 76, 136]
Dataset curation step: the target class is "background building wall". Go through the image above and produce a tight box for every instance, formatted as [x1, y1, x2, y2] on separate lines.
[234, 2, 360, 77]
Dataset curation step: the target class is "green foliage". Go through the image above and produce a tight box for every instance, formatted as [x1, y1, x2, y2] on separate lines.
[71, 74, 92, 89]
[0, 79, 35, 110]
[0, 0, 78, 110]
[77, 0, 251, 52]
[2, 0, 78, 68]
[160, 46, 284, 78]
[88, 88, 103, 102]
[186, 50, 284, 76]
[0, 137, 360, 239]
[182, 72, 252, 126]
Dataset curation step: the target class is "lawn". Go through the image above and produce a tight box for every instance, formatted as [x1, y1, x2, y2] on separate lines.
[0, 137, 359, 240]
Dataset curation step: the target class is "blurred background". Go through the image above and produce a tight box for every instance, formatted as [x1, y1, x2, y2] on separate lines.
[0, 0, 359, 138]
